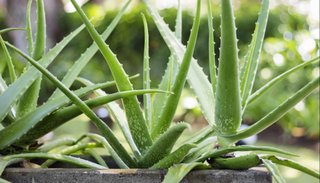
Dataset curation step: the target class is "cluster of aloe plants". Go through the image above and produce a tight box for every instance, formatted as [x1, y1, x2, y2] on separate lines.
[0, 0, 319, 182]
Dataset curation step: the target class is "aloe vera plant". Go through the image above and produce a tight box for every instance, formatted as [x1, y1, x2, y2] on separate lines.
[0, 0, 319, 182]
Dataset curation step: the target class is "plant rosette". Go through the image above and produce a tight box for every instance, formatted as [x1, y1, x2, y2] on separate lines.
[0, 0, 319, 183]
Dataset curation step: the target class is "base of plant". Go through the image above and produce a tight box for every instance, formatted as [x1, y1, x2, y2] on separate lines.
[2, 167, 271, 183]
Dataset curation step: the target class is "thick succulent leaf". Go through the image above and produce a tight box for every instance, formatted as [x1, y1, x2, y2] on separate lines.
[70, 0, 152, 152]
[162, 162, 208, 183]
[32, 0, 46, 59]
[77, 77, 141, 158]
[0, 76, 16, 126]
[261, 158, 286, 183]
[248, 57, 319, 104]
[26, 0, 33, 54]
[138, 123, 189, 168]
[262, 155, 320, 179]
[240, 0, 269, 112]
[49, 0, 131, 100]
[41, 142, 101, 167]
[38, 137, 77, 152]
[151, 0, 201, 139]
[183, 137, 216, 163]
[151, 144, 196, 169]
[142, 0, 216, 127]
[0, 79, 122, 148]
[2, 153, 106, 169]
[227, 77, 320, 142]
[215, 0, 241, 136]
[0, 24, 85, 122]
[17, 0, 47, 118]
[0, 35, 16, 82]
[197, 145, 296, 162]
[84, 148, 108, 167]
[141, 13, 152, 129]
[0, 28, 24, 34]
[207, 0, 217, 95]
[81, 134, 128, 169]
[0, 48, 136, 167]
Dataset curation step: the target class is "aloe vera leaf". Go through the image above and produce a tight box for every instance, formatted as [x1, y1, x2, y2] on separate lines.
[141, 13, 152, 129]
[261, 159, 286, 183]
[175, 0, 182, 40]
[0, 76, 16, 126]
[38, 137, 77, 152]
[41, 142, 100, 168]
[197, 145, 296, 162]
[183, 137, 217, 163]
[0, 35, 16, 82]
[70, 0, 152, 152]
[77, 77, 141, 158]
[0, 80, 122, 148]
[215, 0, 241, 137]
[5, 46, 136, 167]
[162, 162, 208, 183]
[3, 153, 106, 169]
[143, 0, 216, 128]
[211, 154, 261, 170]
[138, 123, 189, 168]
[32, 0, 46, 59]
[0, 24, 85, 122]
[49, 0, 131, 100]
[26, 0, 34, 54]
[84, 148, 108, 167]
[207, 0, 217, 95]
[262, 155, 320, 179]
[17, 0, 46, 118]
[151, 0, 182, 131]
[151, 144, 196, 169]
[227, 77, 319, 142]
[82, 133, 128, 169]
[0, 28, 24, 34]
[248, 57, 319, 104]
[240, 0, 269, 112]
[16, 89, 165, 147]
[151, 0, 201, 139]
[181, 126, 215, 145]
[0, 158, 22, 175]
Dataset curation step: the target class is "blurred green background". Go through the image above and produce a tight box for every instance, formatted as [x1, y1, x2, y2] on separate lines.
[0, 0, 319, 182]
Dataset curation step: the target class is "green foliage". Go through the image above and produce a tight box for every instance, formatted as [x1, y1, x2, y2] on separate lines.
[0, 1, 318, 183]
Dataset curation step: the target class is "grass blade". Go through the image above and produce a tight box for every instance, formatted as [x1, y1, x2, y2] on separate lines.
[151, 0, 201, 139]
[2, 46, 136, 167]
[49, 0, 131, 100]
[240, 0, 269, 112]
[215, 0, 241, 136]
[227, 77, 319, 142]
[262, 155, 320, 179]
[141, 13, 152, 130]
[261, 159, 286, 183]
[70, 0, 152, 152]
[207, 0, 217, 96]
[0, 25, 84, 122]
[248, 57, 319, 104]
[138, 123, 189, 168]
[143, 0, 216, 127]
